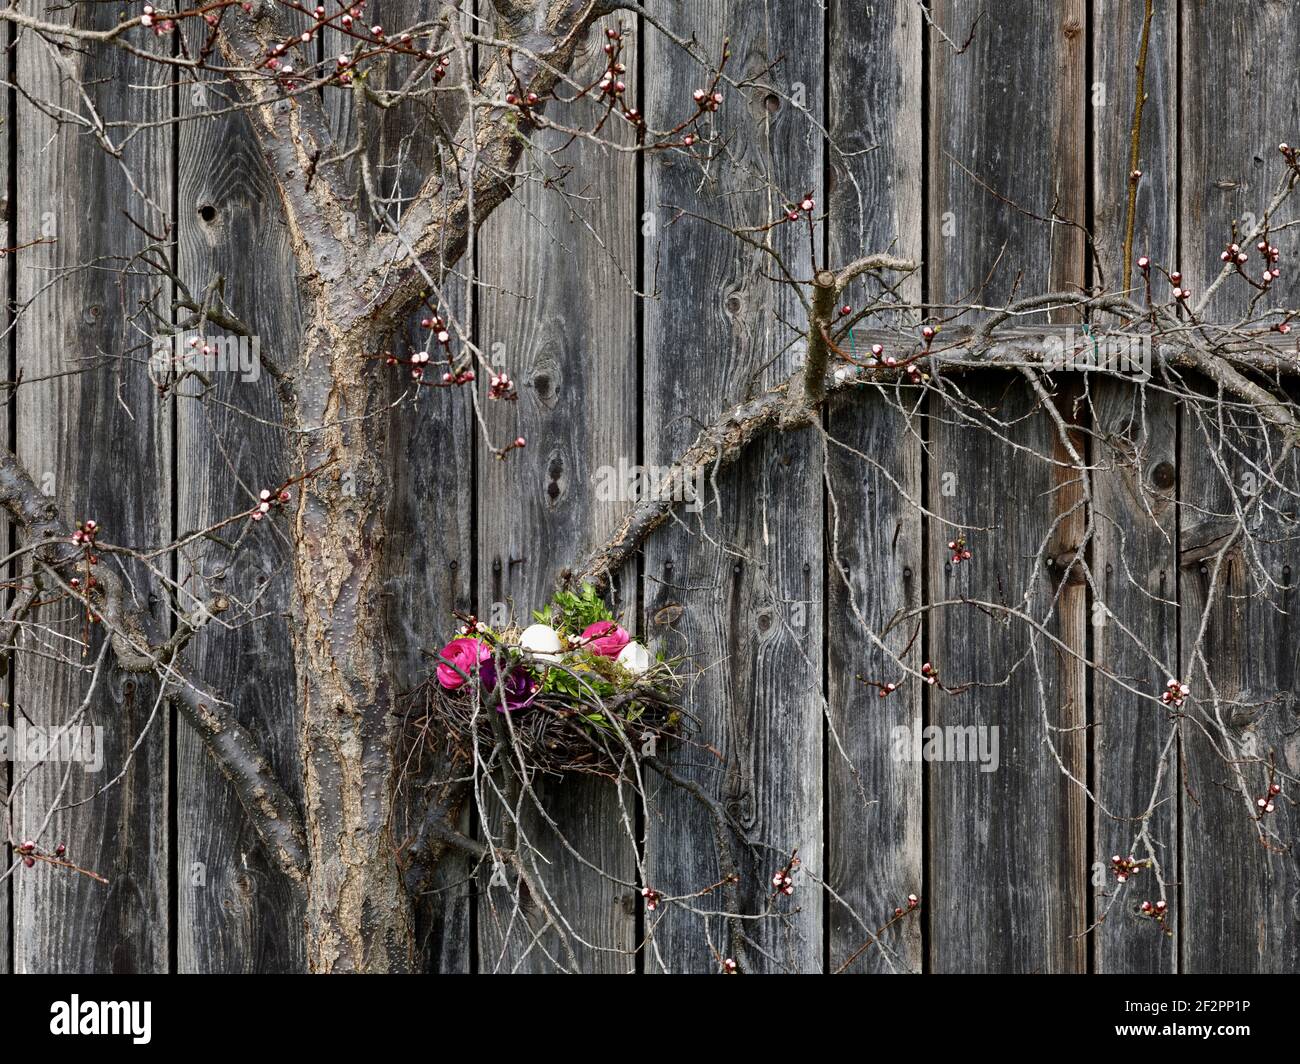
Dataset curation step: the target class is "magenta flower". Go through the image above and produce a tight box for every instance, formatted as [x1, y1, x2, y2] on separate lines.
[579, 621, 630, 658]
[437, 637, 490, 690]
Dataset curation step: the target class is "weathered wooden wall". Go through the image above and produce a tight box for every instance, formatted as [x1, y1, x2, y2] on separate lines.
[3, 0, 1298, 973]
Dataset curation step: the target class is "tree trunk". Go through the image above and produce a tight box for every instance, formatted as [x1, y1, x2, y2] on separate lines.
[267, 0, 608, 970]
[293, 314, 413, 973]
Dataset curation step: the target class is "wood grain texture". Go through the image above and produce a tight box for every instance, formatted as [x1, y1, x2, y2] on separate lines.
[825, 0, 924, 974]
[174, 30, 307, 973]
[1089, 382, 1179, 972]
[383, 276, 475, 972]
[928, 0, 1086, 314]
[8, 0, 1300, 976]
[1092, 0, 1176, 291]
[1176, 419, 1300, 973]
[1178, 1, 1300, 975]
[475, 15, 638, 973]
[1090, 0, 1179, 974]
[1, 20, 10, 976]
[384, 314, 474, 974]
[643, 0, 825, 973]
[1180, 1, 1299, 325]
[926, 0, 1087, 972]
[12, 3, 171, 972]
[925, 378, 1088, 973]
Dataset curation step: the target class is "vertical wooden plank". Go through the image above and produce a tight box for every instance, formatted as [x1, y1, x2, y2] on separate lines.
[321, 1, 475, 972]
[1, 17, 11, 975]
[643, 1, 824, 972]
[926, 0, 1087, 972]
[1090, 0, 1179, 973]
[174, 38, 306, 972]
[1092, 0, 1176, 293]
[926, 380, 1089, 973]
[475, 14, 637, 973]
[825, 0, 924, 974]
[384, 316, 475, 973]
[1089, 383, 1179, 972]
[1179, 1, 1300, 974]
[13, 4, 171, 971]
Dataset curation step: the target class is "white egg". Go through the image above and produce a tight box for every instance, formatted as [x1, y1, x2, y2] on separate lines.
[519, 623, 563, 662]
[616, 641, 652, 675]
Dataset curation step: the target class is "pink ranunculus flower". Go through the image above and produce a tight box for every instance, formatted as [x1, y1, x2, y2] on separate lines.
[579, 621, 630, 658]
[437, 637, 490, 690]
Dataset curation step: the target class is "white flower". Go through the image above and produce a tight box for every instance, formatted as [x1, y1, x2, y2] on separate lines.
[519, 623, 563, 662]
[616, 641, 652, 675]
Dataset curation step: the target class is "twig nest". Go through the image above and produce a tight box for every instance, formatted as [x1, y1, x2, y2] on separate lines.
[415, 586, 687, 778]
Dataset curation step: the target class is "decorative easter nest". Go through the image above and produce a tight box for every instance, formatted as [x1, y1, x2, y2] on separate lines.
[412, 585, 688, 779]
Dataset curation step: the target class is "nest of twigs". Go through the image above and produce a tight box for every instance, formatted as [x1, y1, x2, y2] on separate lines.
[420, 669, 684, 778]
[408, 589, 690, 779]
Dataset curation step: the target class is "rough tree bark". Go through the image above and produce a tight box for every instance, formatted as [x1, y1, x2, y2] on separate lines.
[291, 317, 413, 973]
